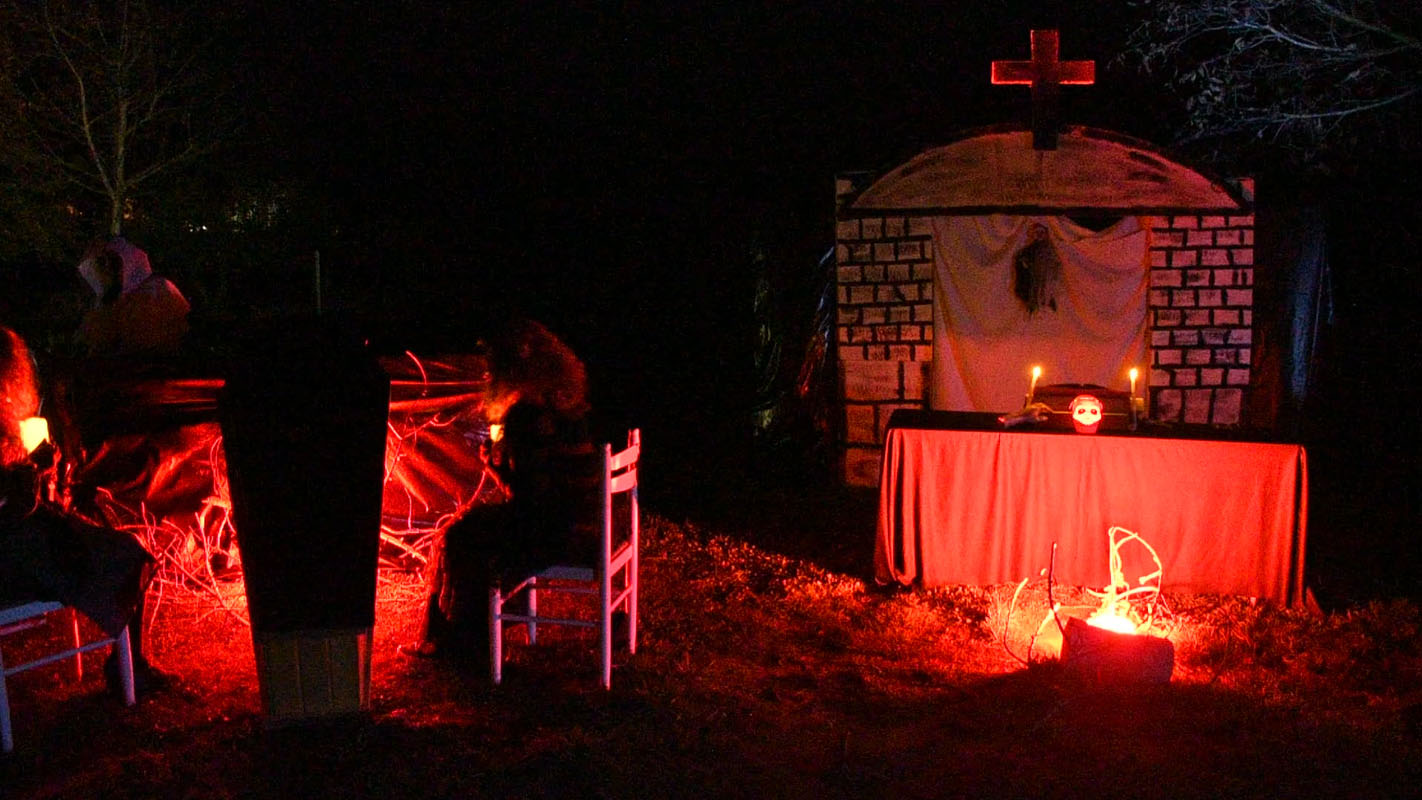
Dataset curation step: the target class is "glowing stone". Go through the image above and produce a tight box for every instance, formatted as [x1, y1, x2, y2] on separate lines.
[1061, 617, 1174, 684]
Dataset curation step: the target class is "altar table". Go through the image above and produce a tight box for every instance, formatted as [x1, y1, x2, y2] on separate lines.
[874, 411, 1308, 606]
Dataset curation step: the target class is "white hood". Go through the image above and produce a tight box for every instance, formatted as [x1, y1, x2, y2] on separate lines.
[78, 237, 155, 300]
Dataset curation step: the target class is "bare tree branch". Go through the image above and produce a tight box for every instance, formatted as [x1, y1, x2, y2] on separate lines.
[1121, 0, 1422, 171]
[0, 0, 237, 235]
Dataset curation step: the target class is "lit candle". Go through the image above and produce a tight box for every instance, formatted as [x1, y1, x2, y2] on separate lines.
[1027, 365, 1042, 405]
[1129, 367, 1138, 397]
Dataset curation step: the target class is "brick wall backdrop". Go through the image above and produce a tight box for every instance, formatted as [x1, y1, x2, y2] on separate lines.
[1146, 180, 1256, 426]
[833, 175, 1255, 486]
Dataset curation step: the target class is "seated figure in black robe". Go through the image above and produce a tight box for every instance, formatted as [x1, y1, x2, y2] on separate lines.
[0, 325, 166, 695]
[401, 319, 600, 662]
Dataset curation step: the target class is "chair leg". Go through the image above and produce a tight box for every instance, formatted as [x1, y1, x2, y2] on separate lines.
[489, 587, 503, 686]
[1, 644, 12, 753]
[600, 596, 613, 690]
[628, 598, 638, 655]
[115, 626, 136, 707]
[629, 564, 639, 655]
[527, 578, 538, 645]
[69, 608, 84, 681]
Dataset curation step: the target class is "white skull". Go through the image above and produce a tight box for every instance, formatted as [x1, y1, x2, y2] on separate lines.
[1070, 395, 1103, 433]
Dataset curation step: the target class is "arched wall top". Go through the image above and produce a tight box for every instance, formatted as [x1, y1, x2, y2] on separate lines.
[848, 125, 1250, 216]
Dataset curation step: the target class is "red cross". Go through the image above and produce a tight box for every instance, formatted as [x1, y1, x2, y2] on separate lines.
[991, 30, 1095, 150]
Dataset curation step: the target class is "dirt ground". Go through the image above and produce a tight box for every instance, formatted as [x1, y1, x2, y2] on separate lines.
[3, 481, 1421, 799]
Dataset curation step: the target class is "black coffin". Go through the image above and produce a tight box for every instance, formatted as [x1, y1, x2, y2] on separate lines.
[219, 323, 389, 632]
[218, 321, 389, 721]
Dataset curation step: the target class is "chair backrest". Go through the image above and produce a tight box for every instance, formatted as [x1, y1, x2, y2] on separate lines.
[601, 429, 639, 566]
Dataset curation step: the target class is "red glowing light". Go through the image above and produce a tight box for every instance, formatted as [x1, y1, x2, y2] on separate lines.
[990, 29, 1095, 87]
[1086, 612, 1137, 635]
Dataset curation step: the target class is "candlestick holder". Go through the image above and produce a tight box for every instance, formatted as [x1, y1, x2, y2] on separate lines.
[1131, 396, 1146, 427]
[1128, 368, 1140, 430]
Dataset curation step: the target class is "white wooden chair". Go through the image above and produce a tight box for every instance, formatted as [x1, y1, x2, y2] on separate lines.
[0, 601, 135, 753]
[489, 428, 640, 689]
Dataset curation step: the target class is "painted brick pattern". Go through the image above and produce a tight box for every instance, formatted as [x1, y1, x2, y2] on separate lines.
[835, 173, 934, 484]
[1147, 206, 1255, 425]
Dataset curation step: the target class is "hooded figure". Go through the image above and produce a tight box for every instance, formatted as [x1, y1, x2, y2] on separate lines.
[75, 238, 190, 357]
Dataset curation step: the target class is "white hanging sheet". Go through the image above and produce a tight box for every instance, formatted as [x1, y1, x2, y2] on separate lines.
[929, 215, 1150, 412]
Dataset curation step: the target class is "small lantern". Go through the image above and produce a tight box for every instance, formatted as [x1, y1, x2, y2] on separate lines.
[19, 416, 49, 454]
[1069, 394, 1103, 434]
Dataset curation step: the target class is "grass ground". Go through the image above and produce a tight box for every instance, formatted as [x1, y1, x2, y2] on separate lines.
[2, 479, 1420, 799]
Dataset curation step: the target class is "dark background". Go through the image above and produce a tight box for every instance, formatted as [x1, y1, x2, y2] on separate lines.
[7, 2, 1420, 599]
[209, 3, 1185, 439]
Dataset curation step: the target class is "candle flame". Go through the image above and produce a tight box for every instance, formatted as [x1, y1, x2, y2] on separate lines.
[489, 424, 503, 442]
[1031, 366, 1042, 379]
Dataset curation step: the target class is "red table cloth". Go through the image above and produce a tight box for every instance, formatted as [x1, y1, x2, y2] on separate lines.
[875, 420, 1308, 606]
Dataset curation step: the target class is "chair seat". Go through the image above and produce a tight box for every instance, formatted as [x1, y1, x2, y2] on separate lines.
[536, 565, 594, 582]
[0, 602, 65, 631]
